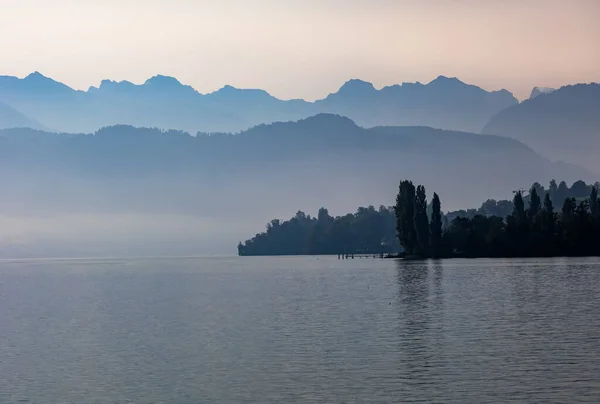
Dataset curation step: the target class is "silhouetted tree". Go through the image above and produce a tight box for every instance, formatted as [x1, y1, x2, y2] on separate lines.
[395, 180, 417, 255]
[590, 187, 599, 218]
[556, 181, 569, 207]
[430, 192, 443, 258]
[589, 187, 600, 245]
[528, 187, 541, 219]
[561, 197, 576, 223]
[530, 182, 544, 201]
[548, 179, 558, 201]
[507, 191, 527, 255]
[571, 180, 590, 198]
[541, 192, 556, 251]
[559, 197, 577, 254]
[513, 191, 527, 227]
[525, 187, 542, 254]
[574, 200, 592, 255]
[308, 208, 334, 254]
[414, 185, 430, 256]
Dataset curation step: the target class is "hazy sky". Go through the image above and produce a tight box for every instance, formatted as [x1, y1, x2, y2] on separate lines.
[1, 0, 598, 100]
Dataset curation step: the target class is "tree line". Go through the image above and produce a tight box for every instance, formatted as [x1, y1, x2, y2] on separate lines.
[444, 180, 600, 223]
[396, 180, 600, 258]
[238, 206, 400, 256]
[238, 180, 600, 258]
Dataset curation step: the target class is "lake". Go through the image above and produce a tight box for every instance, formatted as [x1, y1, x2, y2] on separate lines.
[0, 256, 599, 403]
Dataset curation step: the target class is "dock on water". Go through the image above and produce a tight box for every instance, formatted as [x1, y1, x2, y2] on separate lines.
[337, 253, 385, 259]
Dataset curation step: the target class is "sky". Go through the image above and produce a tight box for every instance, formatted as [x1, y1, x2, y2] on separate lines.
[0, 0, 598, 100]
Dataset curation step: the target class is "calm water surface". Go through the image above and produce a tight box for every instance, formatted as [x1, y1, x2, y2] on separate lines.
[0, 256, 599, 403]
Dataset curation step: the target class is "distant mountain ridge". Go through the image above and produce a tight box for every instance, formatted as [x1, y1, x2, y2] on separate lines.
[0, 113, 595, 257]
[483, 82, 600, 173]
[0, 113, 593, 216]
[0, 72, 517, 134]
[0, 101, 44, 130]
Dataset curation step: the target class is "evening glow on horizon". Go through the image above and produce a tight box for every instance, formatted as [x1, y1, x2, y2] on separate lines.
[0, 0, 598, 100]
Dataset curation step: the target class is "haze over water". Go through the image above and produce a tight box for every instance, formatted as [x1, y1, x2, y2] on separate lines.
[1, 256, 599, 403]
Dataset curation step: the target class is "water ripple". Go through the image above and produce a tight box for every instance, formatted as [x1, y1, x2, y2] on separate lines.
[0, 256, 599, 403]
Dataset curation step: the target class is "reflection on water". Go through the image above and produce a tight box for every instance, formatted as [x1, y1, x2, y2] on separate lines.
[0, 256, 599, 403]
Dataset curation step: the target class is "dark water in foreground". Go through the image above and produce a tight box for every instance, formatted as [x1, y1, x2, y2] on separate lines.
[0, 256, 599, 403]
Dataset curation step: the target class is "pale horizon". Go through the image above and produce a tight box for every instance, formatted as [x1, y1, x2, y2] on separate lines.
[1, 0, 598, 101]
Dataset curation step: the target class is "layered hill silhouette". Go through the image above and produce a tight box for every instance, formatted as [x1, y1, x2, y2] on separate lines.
[0, 114, 592, 217]
[483, 83, 600, 172]
[0, 113, 594, 255]
[0, 101, 43, 130]
[0, 72, 516, 134]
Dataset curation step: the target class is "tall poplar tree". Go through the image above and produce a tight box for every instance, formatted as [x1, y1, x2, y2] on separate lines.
[414, 185, 430, 256]
[394, 180, 417, 255]
[430, 192, 443, 258]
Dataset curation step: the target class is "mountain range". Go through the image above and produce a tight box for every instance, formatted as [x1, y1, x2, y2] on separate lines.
[0, 72, 517, 134]
[3, 72, 598, 174]
[0, 114, 592, 237]
[0, 113, 596, 256]
[483, 83, 600, 173]
[0, 71, 598, 255]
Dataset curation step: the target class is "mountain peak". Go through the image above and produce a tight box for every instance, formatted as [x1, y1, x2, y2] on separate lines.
[318, 79, 377, 103]
[25, 70, 45, 79]
[213, 84, 249, 94]
[338, 79, 376, 94]
[25, 71, 47, 80]
[429, 75, 464, 86]
[144, 75, 183, 87]
[20, 71, 74, 94]
[141, 75, 199, 95]
[24, 71, 60, 84]
[529, 87, 556, 99]
[208, 85, 273, 101]
[93, 79, 136, 92]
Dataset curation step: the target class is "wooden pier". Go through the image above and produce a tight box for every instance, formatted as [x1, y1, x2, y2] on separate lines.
[337, 253, 385, 259]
